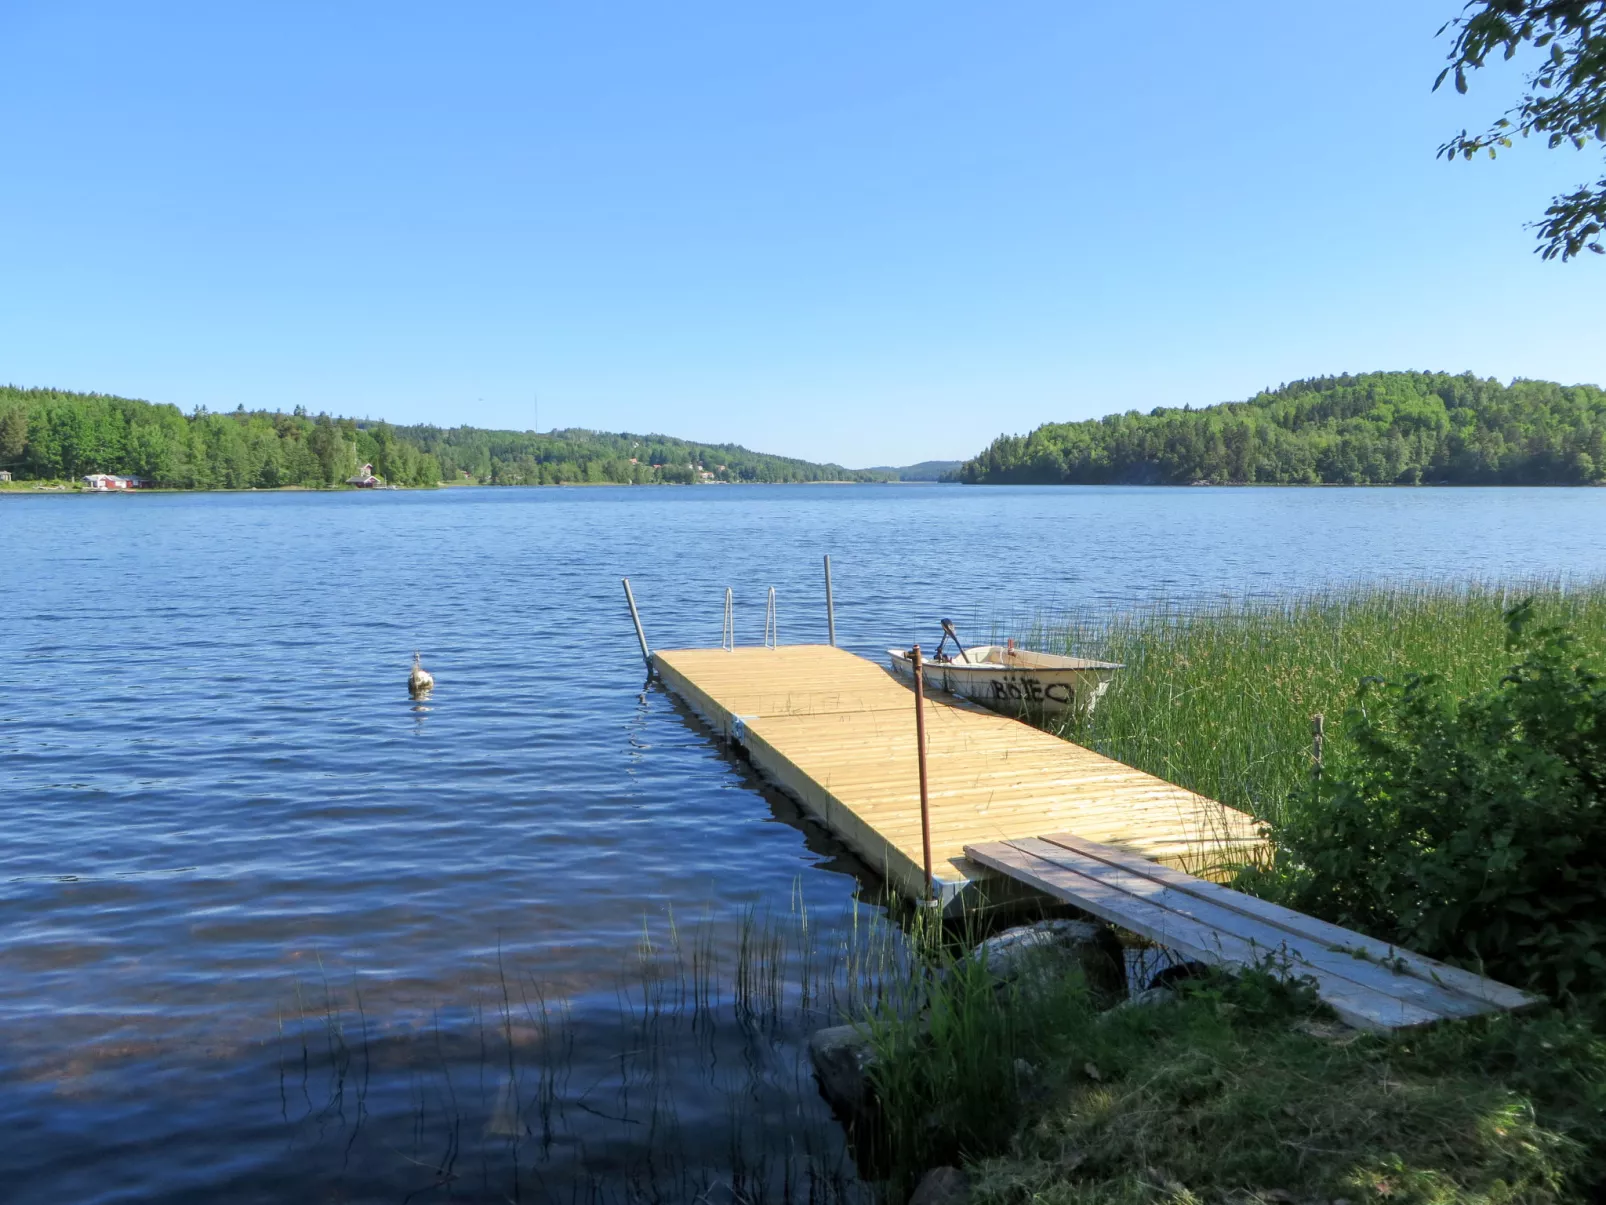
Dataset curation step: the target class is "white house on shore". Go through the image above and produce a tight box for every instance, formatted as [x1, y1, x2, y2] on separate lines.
[82, 474, 145, 492]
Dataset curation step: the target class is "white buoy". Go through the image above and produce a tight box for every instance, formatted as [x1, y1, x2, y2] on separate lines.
[409, 651, 434, 698]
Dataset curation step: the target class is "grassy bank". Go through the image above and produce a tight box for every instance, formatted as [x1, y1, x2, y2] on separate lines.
[872, 959, 1606, 1205]
[848, 583, 1606, 1204]
[1034, 582, 1606, 830]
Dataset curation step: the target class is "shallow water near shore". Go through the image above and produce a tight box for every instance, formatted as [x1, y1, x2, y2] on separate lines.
[4, 483, 1606, 1203]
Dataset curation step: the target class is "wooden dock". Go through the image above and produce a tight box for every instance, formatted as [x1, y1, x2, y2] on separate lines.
[652, 639, 1536, 1030]
[966, 833, 1539, 1031]
[652, 644, 1264, 907]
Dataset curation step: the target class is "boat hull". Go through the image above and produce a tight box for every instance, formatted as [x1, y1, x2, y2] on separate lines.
[887, 646, 1120, 717]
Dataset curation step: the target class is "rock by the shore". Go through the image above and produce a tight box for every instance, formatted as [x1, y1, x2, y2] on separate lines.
[959, 919, 1126, 1002]
[810, 922, 1129, 1117]
[808, 1023, 878, 1115]
[1115, 985, 1179, 1011]
[1145, 958, 1212, 991]
[908, 1165, 969, 1205]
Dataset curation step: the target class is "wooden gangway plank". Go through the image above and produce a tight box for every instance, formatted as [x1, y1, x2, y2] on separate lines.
[652, 644, 1264, 907]
[965, 834, 1540, 1031]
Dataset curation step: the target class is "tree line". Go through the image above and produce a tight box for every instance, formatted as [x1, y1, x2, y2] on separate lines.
[0, 386, 879, 488]
[959, 372, 1606, 486]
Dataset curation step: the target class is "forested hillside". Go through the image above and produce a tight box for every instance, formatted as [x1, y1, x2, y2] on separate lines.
[0, 386, 877, 488]
[863, 459, 962, 481]
[960, 373, 1606, 486]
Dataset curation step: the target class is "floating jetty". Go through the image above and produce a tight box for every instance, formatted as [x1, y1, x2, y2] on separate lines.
[651, 642, 1264, 909]
[629, 567, 1533, 1031]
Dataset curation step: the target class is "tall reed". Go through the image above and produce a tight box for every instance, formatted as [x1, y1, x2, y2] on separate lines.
[860, 914, 1111, 1200]
[1026, 581, 1606, 828]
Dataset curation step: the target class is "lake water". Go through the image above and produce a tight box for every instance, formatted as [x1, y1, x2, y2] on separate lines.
[4, 484, 1606, 1204]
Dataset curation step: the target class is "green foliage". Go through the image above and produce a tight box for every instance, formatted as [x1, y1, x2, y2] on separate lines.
[0, 384, 878, 488]
[961, 372, 1606, 485]
[1265, 602, 1606, 1008]
[1436, 1, 1606, 260]
[0, 401, 26, 462]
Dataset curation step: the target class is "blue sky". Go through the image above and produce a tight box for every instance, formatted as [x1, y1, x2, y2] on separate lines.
[2, 2, 1602, 467]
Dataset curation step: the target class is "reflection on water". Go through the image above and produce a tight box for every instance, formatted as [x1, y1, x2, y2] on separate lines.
[4, 484, 1606, 1202]
[254, 905, 888, 1205]
[6, 899, 901, 1204]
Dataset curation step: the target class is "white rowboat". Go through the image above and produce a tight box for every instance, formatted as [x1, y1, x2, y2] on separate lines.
[887, 645, 1122, 716]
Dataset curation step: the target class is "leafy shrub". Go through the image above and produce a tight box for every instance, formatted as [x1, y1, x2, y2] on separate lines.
[1264, 601, 1606, 1007]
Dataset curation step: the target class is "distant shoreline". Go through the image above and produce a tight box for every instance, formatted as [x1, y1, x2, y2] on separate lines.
[7, 478, 1604, 499]
[0, 477, 941, 495]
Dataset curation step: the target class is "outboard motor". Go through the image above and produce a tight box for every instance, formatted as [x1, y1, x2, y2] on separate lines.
[934, 618, 972, 664]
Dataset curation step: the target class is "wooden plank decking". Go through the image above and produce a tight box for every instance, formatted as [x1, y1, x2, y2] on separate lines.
[652, 644, 1263, 907]
[965, 833, 1539, 1031]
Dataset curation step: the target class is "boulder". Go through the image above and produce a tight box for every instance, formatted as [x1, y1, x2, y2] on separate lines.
[1145, 959, 1211, 992]
[808, 1023, 878, 1115]
[1114, 985, 1179, 1012]
[908, 1166, 969, 1205]
[959, 919, 1126, 1003]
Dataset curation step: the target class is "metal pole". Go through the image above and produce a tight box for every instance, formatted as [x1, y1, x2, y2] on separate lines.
[622, 577, 652, 673]
[911, 644, 933, 900]
[824, 555, 836, 647]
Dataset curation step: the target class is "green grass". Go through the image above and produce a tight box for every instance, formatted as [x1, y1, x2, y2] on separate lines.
[861, 951, 1606, 1205]
[968, 972, 1606, 1205]
[1030, 582, 1606, 830]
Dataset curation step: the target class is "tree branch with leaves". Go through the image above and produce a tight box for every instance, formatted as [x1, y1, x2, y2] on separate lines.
[1437, 1, 1606, 259]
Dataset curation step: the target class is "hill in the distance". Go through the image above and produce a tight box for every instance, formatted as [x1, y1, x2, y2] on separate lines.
[960, 371, 1606, 486]
[862, 460, 962, 481]
[0, 385, 887, 488]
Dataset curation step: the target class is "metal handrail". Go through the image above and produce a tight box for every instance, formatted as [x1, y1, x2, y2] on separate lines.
[824, 555, 836, 647]
[911, 643, 933, 899]
[622, 577, 652, 674]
